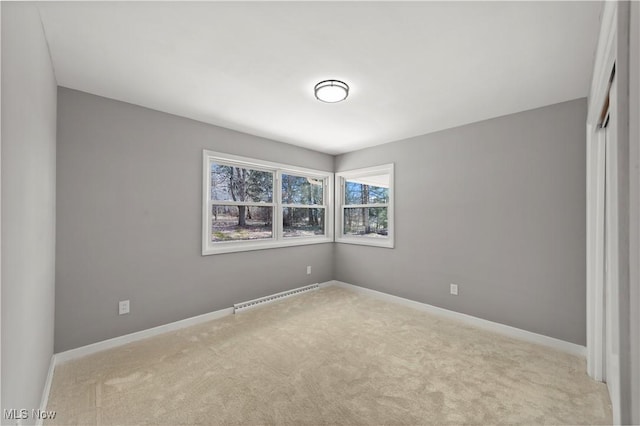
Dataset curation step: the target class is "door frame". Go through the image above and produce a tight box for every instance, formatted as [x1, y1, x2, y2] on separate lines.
[586, 1, 620, 423]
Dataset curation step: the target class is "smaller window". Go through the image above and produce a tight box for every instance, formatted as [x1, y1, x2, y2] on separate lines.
[335, 164, 394, 248]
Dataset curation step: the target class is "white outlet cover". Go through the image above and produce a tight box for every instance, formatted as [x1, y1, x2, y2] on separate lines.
[450, 284, 458, 296]
[119, 300, 130, 315]
[307, 266, 311, 275]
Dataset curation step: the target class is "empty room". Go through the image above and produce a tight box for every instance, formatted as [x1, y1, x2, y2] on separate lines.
[2, 1, 639, 425]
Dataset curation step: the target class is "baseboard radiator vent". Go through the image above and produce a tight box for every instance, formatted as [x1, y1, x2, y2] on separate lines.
[234, 283, 319, 314]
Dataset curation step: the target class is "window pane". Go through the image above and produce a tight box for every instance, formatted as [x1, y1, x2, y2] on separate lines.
[283, 207, 325, 238]
[344, 174, 389, 205]
[281, 174, 324, 205]
[343, 207, 388, 237]
[210, 163, 273, 202]
[211, 205, 273, 241]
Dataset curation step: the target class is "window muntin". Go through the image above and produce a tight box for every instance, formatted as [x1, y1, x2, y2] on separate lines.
[336, 164, 394, 248]
[203, 151, 333, 255]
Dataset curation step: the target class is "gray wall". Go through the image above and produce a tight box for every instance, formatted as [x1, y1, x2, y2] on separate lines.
[630, 3, 640, 422]
[1, 3, 57, 424]
[55, 88, 334, 352]
[335, 98, 588, 345]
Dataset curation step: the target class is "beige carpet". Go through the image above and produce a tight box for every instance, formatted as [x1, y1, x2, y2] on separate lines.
[46, 286, 611, 425]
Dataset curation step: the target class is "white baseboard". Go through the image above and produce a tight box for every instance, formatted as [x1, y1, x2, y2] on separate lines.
[54, 282, 329, 364]
[52, 279, 584, 376]
[40, 279, 586, 425]
[35, 354, 57, 426]
[55, 306, 234, 364]
[328, 280, 586, 357]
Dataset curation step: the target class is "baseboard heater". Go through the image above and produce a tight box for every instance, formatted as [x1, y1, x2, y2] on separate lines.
[233, 283, 319, 313]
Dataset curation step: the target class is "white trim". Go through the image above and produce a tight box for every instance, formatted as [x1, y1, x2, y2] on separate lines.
[202, 236, 334, 255]
[588, 1, 617, 126]
[326, 281, 586, 357]
[604, 72, 622, 425]
[53, 281, 340, 364]
[587, 127, 607, 382]
[209, 200, 277, 208]
[586, 0, 617, 385]
[35, 355, 57, 426]
[281, 203, 326, 208]
[45, 279, 585, 413]
[55, 282, 339, 364]
[55, 306, 234, 364]
[317, 280, 335, 289]
[204, 151, 331, 178]
[335, 163, 394, 248]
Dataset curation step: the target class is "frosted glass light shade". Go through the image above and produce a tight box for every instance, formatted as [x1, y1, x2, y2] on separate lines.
[314, 80, 349, 103]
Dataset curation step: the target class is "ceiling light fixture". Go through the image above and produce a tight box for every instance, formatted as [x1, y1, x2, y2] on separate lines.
[314, 80, 349, 103]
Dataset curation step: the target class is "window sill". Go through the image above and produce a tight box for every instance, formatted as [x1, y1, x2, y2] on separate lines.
[202, 237, 333, 255]
[335, 236, 395, 248]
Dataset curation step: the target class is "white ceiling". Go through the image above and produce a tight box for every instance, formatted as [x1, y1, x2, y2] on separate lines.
[37, 1, 602, 155]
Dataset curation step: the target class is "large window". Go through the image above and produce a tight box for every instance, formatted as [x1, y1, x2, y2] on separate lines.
[335, 164, 394, 248]
[203, 151, 333, 254]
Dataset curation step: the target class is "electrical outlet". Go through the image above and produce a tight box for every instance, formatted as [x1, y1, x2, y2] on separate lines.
[119, 300, 130, 315]
[306, 265, 312, 275]
[450, 284, 458, 296]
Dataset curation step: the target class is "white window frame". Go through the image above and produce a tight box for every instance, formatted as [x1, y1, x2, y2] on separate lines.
[202, 150, 333, 255]
[335, 163, 394, 248]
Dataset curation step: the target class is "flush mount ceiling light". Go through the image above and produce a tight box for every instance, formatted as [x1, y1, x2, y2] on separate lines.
[314, 80, 349, 103]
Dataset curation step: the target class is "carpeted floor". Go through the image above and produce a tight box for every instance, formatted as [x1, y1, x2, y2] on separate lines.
[46, 286, 611, 425]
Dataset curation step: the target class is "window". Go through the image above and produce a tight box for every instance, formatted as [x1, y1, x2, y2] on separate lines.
[203, 150, 333, 255]
[281, 173, 326, 238]
[335, 164, 394, 248]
